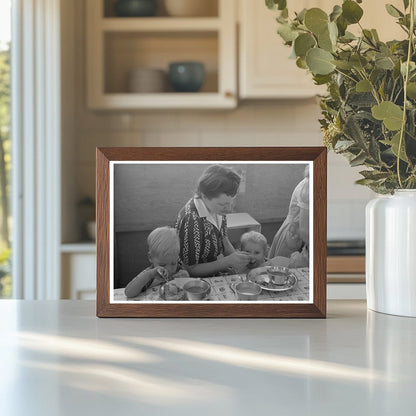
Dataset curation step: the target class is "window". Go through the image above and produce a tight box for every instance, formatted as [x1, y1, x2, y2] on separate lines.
[0, 0, 11, 298]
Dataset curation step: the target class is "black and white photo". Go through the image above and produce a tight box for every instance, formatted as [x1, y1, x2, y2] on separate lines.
[111, 161, 312, 303]
[96, 147, 326, 318]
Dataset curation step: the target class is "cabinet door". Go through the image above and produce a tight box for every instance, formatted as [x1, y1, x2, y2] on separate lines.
[239, 0, 404, 99]
[62, 253, 96, 300]
[239, 0, 326, 99]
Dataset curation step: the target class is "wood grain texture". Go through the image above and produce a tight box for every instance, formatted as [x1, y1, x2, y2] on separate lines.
[96, 147, 327, 318]
[327, 256, 365, 274]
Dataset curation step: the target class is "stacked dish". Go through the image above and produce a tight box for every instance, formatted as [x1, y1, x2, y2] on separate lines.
[128, 68, 167, 93]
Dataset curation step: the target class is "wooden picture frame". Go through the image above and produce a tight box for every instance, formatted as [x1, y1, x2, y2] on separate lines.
[96, 147, 327, 318]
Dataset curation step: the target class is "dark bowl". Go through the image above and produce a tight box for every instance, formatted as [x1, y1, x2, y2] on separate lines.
[168, 61, 205, 92]
[114, 0, 158, 17]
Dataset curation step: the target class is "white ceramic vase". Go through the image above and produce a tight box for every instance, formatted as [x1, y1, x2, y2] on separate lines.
[366, 189, 416, 317]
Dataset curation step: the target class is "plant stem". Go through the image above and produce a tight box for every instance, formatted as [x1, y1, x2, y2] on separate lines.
[397, 0, 415, 188]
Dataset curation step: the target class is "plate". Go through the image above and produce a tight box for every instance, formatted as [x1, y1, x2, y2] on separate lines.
[250, 273, 297, 292]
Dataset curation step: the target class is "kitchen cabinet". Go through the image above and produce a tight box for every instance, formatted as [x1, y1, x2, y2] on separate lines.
[238, 0, 404, 99]
[61, 245, 96, 300]
[238, 0, 325, 99]
[86, 0, 237, 109]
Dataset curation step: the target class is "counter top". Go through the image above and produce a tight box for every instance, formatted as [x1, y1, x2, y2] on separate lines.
[0, 300, 415, 415]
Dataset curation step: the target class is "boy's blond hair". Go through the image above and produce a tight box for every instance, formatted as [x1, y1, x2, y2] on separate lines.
[147, 226, 180, 259]
[240, 231, 268, 254]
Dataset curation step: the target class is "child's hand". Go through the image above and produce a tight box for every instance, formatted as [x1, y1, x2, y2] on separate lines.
[171, 269, 190, 279]
[155, 266, 169, 281]
[247, 266, 267, 281]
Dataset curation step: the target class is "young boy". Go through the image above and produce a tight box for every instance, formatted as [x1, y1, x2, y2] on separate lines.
[124, 226, 189, 298]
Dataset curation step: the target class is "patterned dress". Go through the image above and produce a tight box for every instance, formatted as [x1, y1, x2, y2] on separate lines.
[175, 198, 228, 266]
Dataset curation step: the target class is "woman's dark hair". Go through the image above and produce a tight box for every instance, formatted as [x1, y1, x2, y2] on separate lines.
[195, 165, 241, 199]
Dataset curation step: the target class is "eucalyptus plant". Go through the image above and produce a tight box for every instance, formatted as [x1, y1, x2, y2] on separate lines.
[266, 0, 416, 193]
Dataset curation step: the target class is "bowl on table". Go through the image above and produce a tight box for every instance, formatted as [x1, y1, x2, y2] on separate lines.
[168, 61, 205, 92]
[234, 281, 262, 301]
[159, 282, 185, 301]
[183, 279, 211, 301]
[266, 266, 290, 285]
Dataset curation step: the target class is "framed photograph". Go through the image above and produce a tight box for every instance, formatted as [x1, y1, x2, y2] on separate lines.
[96, 147, 327, 318]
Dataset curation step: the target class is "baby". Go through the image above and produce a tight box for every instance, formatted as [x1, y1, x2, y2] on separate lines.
[239, 230, 307, 281]
[240, 231, 269, 271]
[124, 226, 189, 298]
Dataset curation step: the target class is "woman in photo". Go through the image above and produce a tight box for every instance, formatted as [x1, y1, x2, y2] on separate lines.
[269, 165, 309, 258]
[175, 164, 250, 277]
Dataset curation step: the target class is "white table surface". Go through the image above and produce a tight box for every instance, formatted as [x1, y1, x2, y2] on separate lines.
[0, 300, 415, 416]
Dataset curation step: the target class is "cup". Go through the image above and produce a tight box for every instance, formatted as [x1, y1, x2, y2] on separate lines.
[266, 266, 289, 285]
[234, 281, 262, 301]
[183, 279, 210, 300]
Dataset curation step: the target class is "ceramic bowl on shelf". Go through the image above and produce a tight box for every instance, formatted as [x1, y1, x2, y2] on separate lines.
[168, 61, 205, 92]
[128, 68, 167, 93]
[114, 0, 158, 17]
[164, 0, 218, 17]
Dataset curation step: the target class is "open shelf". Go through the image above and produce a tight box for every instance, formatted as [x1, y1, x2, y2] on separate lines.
[86, 0, 236, 109]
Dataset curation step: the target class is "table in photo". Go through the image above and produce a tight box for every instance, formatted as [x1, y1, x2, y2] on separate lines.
[113, 268, 310, 302]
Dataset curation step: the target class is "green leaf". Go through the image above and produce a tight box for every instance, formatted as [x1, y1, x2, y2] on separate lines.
[342, 0, 364, 24]
[363, 29, 376, 46]
[356, 79, 372, 92]
[350, 54, 368, 70]
[372, 101, 404, 131]
[403, 0, 409, 10]
[344, 114, 367, 147]
[389, 132, 409, 162]
[337, 16, 348, 35]
[306, 48, 336, 75]
[360, 170, 391, 180]
[334, 140, 355, 152]
[385, 4, 404, 18]
[266, 0, 287, 11]
[296, 57, 308, 69]
[401, 61, 416, 76]
[277, 23, 299, 43]
[304, 8, 329, 35]
[350, 152, 368, 167]
[294, 33, 316, 58]
[407, 82, 416, 99]
[318, 27, 334, 52]
[330, 5, 342, 22]
[339, 31, 356, 43]
[333, 60, 352, 70]
[375, 55, 395, 70]
[296, 8, 307, 23]
[313, 74, 332, 85]
[371, 29, 380, 43]
[328, 21, 338, 45]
